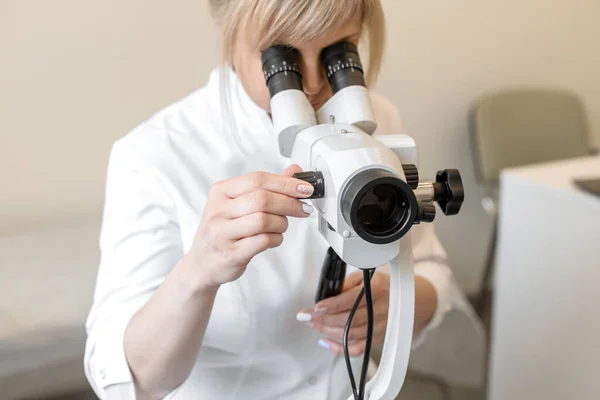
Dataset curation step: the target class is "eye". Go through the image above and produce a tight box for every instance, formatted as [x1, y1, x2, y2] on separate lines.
[320, 40, 345, 57]
[266, 43, 296, 52]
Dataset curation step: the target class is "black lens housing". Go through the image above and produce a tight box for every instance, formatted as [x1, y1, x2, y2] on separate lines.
[320, 41, 366, 94]
[341, 169, 418, 245]
[261, 41, 367, 98]
[261, 45, 303, 98]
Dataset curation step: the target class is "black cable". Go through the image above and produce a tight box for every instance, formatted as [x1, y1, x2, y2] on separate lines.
[344, 287, 363, 399]
[358, 269, 375, 400]
[344, 269, 376, 400]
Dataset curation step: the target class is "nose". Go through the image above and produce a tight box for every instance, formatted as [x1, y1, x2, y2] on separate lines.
[301, 56, 326, 97]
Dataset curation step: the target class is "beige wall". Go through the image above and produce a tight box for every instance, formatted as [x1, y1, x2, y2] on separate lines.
[1, 0, 598, 291]
[0, 1, 219, 234]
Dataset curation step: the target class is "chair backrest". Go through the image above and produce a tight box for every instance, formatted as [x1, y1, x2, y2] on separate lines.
[469, 88, 591, 186]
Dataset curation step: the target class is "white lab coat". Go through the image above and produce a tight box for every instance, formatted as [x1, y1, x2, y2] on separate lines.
[84, 66, 484, 399]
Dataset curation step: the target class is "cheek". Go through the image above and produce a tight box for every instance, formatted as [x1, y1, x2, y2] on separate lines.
[322, 85, 333, 101]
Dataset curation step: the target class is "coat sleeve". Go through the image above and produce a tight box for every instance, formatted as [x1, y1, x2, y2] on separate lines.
[84, 138, 184, 399]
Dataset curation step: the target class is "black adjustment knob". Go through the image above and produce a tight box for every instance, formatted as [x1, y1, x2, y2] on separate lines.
[293, 171, 325, 199]
[433, 169, 465, 215]
[402, 164, 419, 189]
[416, 202, 436, 223]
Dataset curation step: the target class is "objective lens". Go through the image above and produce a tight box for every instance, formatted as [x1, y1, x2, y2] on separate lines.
[356, 183, 408, 237]
[341, 169, 418, 245]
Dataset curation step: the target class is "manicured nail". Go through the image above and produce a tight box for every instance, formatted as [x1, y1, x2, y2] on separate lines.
[314, 307, 328, 315]
[297, 184, 314, 196]
[302, 203, 314, 214]
[296, 312, 312, 322]
[318, 339, 330, 349]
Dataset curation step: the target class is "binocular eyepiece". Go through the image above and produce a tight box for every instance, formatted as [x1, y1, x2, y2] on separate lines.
[261, 41, 366, 99]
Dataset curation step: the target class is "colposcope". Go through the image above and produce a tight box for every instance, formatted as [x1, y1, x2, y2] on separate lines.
[262, 41, 464, 400]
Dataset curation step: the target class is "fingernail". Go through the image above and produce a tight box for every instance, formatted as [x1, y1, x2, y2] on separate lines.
[296, 312, 312, 322]
[297, 184, 314, 195]
[318, 339, 330, 349]
[302, 203, 314, 214]
[314, 307, 328, 315]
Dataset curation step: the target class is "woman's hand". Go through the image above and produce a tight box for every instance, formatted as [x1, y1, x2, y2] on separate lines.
[298, 271, 390, 356]
[184, 165, 314, 289]
[298, 272, 439, 356]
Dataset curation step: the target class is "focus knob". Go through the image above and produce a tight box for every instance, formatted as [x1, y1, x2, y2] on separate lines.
[416, 202, 436, 223]
[402, 164, 419, 189]
[293, 171, 325, 199]
[433, 169, 465, 215]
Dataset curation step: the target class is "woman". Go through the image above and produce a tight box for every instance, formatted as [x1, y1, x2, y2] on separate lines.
[84, 1, 458, 399]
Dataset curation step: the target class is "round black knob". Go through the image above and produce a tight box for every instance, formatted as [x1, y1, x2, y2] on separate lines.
[433, 169, 465, 215]
[402, 164, 419, 189]
[293, 171, 325, 199]
[416, 202, 436, 223]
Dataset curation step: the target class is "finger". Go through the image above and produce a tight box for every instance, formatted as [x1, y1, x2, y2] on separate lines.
[341, 270, 365, 292]
[337, 318, 388, 342]
[224, 190, 313, 219]
[313, 284, 364, 315]
[295, 306, 350, 323]
[347, 341, 368, 357]
[225, 213, 289, 240]
[307, 322, 344, 341]
[233, 233, 284, 263]
[308, 318, 387, 343]
[296, 308, 364, 327]
[318, 338, 366, 357]
[215, 171, 314, 199]
[281, 164, 303, 177]
[312, 295, 389, 327]
[313, 271, 364, 313]
[368, 272, 390, 300]
[312, 306, 368, 328]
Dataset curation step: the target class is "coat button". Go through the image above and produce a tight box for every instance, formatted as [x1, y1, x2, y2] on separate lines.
[100, 369, 106, 380]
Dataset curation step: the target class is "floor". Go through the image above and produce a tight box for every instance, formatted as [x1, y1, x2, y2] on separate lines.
[33, 371, 484, 400]
[399, 371, 484, 400]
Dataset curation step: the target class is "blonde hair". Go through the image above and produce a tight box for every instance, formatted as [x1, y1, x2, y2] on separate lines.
[209, 0, 386, 86]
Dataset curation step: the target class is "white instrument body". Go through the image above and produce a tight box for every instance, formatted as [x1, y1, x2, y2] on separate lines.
[272, 86, 417, 400]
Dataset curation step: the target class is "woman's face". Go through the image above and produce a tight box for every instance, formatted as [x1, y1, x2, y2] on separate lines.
[233, 19, 362, 112]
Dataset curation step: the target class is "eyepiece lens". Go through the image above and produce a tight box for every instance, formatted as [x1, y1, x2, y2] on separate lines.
[320, 41, 366, 94]
[261, 45, 303, 98]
